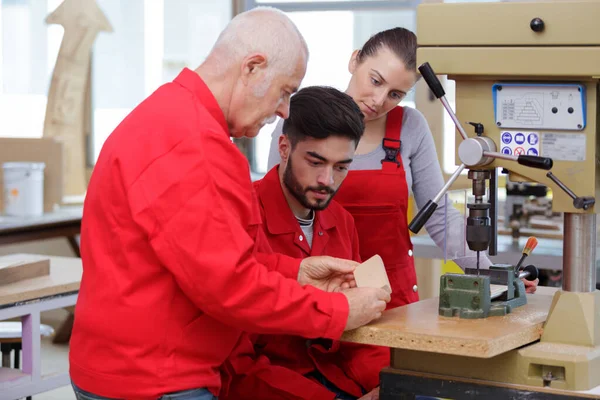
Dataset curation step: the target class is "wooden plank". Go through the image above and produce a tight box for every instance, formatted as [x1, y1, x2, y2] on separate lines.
[0, 254, 50, 285]
[0, 138, 64, 213]
[0, 255, 81, 307]
[341, 294, 553, 358]
[489, 284, 506, 299]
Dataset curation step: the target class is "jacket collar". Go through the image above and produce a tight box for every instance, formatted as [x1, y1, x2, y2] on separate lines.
[173, 68, 229, 135]
[257, 166, 337, 235]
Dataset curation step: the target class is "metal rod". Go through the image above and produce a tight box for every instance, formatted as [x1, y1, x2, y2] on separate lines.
[518, 270, 531, 280]
[482, 150, 518, 162]
[546, 172, 577, 200]
[488, 168, 498, 256]
[440, 97, 469, 141]
[432, 163, 466, 204]
[562, 213, 596, 292]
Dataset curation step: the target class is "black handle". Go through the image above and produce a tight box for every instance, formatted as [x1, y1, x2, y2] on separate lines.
[418, 62, 445, 99]
[408, 199, 438, 234]
[517, 155, 553, 170]
[574, 196, 595, 210]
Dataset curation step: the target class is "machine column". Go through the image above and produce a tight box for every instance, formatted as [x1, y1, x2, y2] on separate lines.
[562, 212, 597, 292]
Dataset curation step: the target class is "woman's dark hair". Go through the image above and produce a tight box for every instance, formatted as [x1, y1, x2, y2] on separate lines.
[356, 27, 417, 71]
[282, 86, 364, 148]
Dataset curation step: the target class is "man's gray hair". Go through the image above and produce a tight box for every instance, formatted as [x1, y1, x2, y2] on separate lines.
[210, 7, 309, 78]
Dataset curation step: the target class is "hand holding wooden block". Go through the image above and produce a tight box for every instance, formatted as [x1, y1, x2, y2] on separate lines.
[353, 254, 392, 293]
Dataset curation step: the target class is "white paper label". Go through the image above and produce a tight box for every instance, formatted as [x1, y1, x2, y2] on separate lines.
[541, 133, 586, 162]
[494, 84, 585, 131]
[499, 131, 540, 157]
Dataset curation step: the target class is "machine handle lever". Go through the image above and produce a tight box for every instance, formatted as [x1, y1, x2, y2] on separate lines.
[418, 62, 446, 99]
[546, 172, 596, 210]
[482, 151, 553, 170]
[409, 163, 466, 234]
[515, 236, 538, 272]
[418, 62, 469, 141]
[517, 155, 553, 170]
[408, 200, 437, 234]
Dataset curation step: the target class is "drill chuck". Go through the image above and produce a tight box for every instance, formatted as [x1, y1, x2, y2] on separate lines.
[466, 203, 491, 251]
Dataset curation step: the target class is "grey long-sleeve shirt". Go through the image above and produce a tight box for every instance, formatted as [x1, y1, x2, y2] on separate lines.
[267, 106, 492, 270]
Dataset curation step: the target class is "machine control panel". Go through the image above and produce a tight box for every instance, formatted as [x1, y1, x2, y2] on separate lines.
[493, 83, 586, 131]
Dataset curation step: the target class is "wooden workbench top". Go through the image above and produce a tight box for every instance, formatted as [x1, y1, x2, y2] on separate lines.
[0, 254, 81, 307]
[341, 293, 554, 358]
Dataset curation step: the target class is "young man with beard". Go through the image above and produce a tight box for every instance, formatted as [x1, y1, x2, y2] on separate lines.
[220, 86, 387, 400]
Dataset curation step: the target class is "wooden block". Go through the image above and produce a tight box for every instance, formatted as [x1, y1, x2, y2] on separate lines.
[0, 254, 81, 306]
[354, 254, 392, 293]
[0, 254, 50, 286]
[0, 137, 64, 213]
[341, 294, 552, 358]
[489, 284, 507, 299]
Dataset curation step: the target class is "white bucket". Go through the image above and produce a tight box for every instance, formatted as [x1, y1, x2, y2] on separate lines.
[2, 162, 45, 217]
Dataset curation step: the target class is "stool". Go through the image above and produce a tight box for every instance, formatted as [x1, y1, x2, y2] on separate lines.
[0, 321, 55, 400]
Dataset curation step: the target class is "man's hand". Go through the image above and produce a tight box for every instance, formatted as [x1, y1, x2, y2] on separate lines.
[358, 387, 379, 400]
[343, 287, 391, 331]
[298, 256, 358, 292]
[523, 278, 539, 294]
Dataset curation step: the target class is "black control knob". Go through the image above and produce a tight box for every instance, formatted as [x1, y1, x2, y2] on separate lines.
[530, 18, 545, 33]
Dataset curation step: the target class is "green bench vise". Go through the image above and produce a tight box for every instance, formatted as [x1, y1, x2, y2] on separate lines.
[438, 264, 539, 319]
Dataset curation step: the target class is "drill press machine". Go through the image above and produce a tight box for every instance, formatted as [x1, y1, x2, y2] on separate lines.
[391, 0, 600, 394]
[409, 61, 547, 319]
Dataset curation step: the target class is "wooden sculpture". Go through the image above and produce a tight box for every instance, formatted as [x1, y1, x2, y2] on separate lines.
[43, 0, 112, 197]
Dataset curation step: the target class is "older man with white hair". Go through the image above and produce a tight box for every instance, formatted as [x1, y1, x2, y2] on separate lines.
[69, 7, 390, 400]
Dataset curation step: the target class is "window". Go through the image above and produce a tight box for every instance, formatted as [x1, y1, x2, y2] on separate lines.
[252, 7, 417, 174]
[92, 0, 232, 160]
[0, 0, 62, 139]
[0, 0, 231, 163]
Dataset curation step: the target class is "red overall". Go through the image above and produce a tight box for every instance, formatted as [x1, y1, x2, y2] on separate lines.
[335, 106, 419, 309]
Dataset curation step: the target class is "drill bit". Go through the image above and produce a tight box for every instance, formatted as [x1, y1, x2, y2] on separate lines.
[476, 251, 480, 275]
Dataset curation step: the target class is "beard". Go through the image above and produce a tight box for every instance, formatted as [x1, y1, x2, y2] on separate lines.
[283, 156, 337, 211]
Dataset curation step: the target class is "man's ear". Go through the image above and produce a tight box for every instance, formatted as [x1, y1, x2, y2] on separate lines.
[279, 134, 291, 164]
[348, 49, 360, 74]
[241, 53, 268, 85]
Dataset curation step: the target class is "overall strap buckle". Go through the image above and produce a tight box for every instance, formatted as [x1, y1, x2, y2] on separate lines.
[381, 138, 401, 166]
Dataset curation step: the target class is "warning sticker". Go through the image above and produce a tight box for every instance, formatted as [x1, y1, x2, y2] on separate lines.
[541, 133, 586, 162]
[500, 131, 540, 157]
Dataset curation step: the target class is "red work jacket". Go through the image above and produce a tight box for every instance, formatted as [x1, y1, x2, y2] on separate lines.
[69, 68, 349, 400]
[221, 167, 389, 400]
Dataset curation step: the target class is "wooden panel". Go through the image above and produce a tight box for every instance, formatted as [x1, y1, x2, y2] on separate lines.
[0, 254, 81, 306]
[417, 47, 600, 78]
[417, 1, 600, 46]
[0, 254, 49, 285]
[341, 294, 553, 358]
[0, 138, 64, 214]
